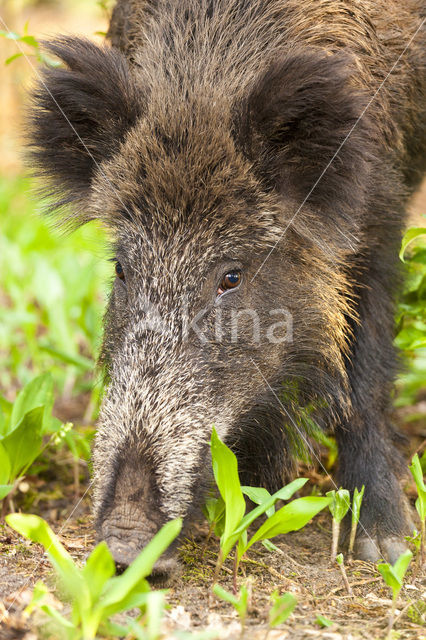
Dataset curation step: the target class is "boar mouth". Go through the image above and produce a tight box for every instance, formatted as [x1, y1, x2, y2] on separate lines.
[103, 528, 181, 583]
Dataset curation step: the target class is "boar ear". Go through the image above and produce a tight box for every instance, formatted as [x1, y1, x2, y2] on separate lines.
[28, 37, 141, 224]
[240, 50, 373, 230]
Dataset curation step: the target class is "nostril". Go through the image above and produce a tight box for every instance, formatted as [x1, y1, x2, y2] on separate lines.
[148, 556, 180, 586]
[103, 533, 180, 584]
[147, 568, 170, 587]
[114, 560, 129, 574]
[105, 537, 140, 571]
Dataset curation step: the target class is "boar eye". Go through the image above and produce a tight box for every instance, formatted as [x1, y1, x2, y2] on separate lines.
[217, 270, 241, 296]
[115, 261, 125, 281]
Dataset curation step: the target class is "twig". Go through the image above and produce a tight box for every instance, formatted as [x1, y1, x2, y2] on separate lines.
[337, 558, 353, 595]
[201, 522, 215, 558]
[326, 576, 381, 596]
[233, 550, 238, 595]
[252, 544, 305, 571]
[392, 600, 413, 629]
[386, 599, 398, 638]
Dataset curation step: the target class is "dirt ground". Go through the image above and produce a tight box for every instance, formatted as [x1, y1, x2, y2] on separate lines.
[0, 397, 425, 640]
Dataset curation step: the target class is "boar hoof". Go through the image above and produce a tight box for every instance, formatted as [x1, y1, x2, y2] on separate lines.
[354, 535, 408, 564]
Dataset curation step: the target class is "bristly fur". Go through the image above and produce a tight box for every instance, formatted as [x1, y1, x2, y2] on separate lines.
[27, 0, 425, 571]
[27, 37, 142, 227]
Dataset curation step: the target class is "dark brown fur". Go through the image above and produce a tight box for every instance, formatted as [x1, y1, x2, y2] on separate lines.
[27, 0, 425, 573]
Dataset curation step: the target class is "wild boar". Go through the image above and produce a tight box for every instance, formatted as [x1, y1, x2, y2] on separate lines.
[28, 0, 425, 578]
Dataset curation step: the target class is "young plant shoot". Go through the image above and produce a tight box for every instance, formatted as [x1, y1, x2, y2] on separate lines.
[266, 590, 297, 638]
[336, 553, 352, 595]
[348, 486, 365, 557]
[378, 549, 413, 638]
[409, 453, 425, 566]
[0, 374, 62, 511]
[6, 513, 182, 640]
[213, 581, 251, 632]
[210, 428, 331, 581]
[326, 488, 350, 562]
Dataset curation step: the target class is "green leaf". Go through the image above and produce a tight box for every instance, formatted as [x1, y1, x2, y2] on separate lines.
[392, 549, 413, 583]
[400, 227, 426, 262]
[395, 327, 426, 350]
[315, 614, 333, 628]
[5, 53, 23, 65]
[378, 550, 413, 600]
[0, 397, 13, 437]
[203, 495, 225, 527]
[40, 345, 94, 371]
[269, 591, 297, 628]
[19, 35, 39, 49]
[210, 428, 246, 559]
[262, 539, 281, 553]
[241, 486, 275, 517]
[0, 30, 21, 40]
[246, 496, 331, 552]
[0, 442, 11, 485]
[377, 563, 401, 596]
[82, 542, 115, 604]
[326, 489, 351, 523]
[213, 584, 248, 622]
[351, 486, 365, 526]
[335, 553, 344, 566]
[213, 584, 239, 608]
[5, 513, 87, 606]
[409, 453, 426, 522]
[0, 485, 14, 500]
[24, 580, 49, 617]
[99, 619, 137, 638]
[236, 478, 308, 537]
[99, 588, 151, 620]
[145, 590, 167, 640]
[99, 519, 182, 616]
[39, 603, 76, 630]
[10, 373, 54, 434]
[420, 450, 426, 474]
[2, 406, 44, 480]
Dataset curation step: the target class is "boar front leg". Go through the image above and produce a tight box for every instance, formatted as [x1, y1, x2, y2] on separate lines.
[335, 252, 413, 563]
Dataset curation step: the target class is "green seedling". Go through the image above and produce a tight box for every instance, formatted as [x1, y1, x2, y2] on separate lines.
[420, 450, 426, 474]
[210, 428, 331, 582]
[405, 529, 421, 557]
[265, 590, 297, 639]
[409, 453, 425, 565]
[213, 582, 251, 632]
[326, 488, 350, 562]
[348, 485, 365, 556]
[202, 493, 226, 547]
[0, 374, 62, 508]
[315, 615, 333, 628]
[240, 486, 278, 552]
[377, 549, 413, 638]
[336, 553, 352, 595]
[6, 513, 182, 640]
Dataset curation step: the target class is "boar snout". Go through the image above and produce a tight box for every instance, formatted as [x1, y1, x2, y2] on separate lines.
[96, 448, 180, 580]
[105, 529, 180, 582]
[100, 503, 181, 581]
